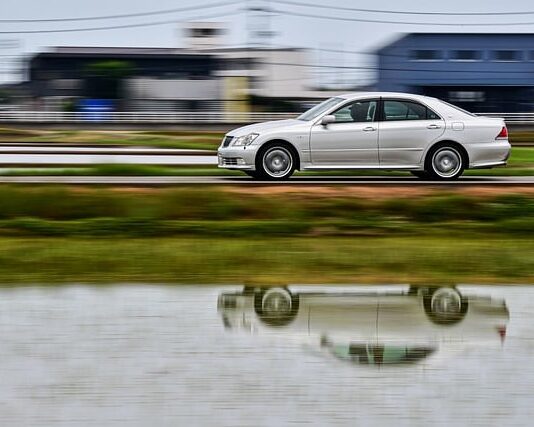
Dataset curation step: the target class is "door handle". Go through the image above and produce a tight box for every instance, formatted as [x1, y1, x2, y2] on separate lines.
[363, 126, 376, 132]
[427, 124, 441, 129]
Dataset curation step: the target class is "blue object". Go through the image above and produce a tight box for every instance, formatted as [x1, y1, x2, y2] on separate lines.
[78, 99, 115, 121]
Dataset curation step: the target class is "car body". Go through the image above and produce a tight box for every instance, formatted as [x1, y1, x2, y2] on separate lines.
[217, 92, 511, 180]
[218, 286, 509, 366]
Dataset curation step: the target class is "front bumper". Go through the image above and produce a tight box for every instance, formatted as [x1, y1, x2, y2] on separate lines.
[466, 140, 512, 169]
[217, 145, 259, 170]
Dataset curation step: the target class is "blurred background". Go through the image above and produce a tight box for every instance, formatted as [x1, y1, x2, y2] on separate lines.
[3, 0, 534, 123]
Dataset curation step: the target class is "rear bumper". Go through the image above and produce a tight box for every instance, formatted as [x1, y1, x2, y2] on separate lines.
[466, 140, 511, 169]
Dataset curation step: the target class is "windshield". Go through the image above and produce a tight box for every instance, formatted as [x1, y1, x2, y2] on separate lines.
[297, 97, 344, 121]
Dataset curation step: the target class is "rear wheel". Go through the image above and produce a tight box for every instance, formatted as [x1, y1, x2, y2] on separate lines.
[422, 287, 468, 325]
[256, 144, 296, 180]
[426, 144, 465, 180]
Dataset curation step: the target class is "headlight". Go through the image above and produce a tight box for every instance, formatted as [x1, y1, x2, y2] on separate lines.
[232, 133, 259, 146]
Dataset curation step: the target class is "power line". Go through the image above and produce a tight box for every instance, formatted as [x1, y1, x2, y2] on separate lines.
[0, 10, 239, 34]
[271, 0, 534, 16]
[272, 8, 534, 26]
[0, 1, 239, 23]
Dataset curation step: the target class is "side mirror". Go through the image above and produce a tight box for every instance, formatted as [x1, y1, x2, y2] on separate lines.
[321, 115, 336, 126]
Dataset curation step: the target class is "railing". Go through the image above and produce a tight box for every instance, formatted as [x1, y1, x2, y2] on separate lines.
[476, 113, 534, 125]
[0, 111, 297, 124]
[2, 110, 534, 125]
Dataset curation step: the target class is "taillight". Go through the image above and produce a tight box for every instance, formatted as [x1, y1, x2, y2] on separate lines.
[497, 326, 507, 343]
[496, 126, 508, 140]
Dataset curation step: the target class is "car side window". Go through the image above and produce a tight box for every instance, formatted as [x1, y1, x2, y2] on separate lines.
[383, 100, 438, 121]
[332, 100, 377, 123]
[427, 108, 441, 120]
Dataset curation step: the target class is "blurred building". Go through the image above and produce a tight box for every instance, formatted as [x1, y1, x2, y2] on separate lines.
[26, 45, 323, 112]
[28, 47, 221, 111]
[23, 20, 340, 114]
[376, 33, 534, 112]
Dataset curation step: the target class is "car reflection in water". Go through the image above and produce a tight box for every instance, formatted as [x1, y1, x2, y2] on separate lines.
[218, 285, 509, 367]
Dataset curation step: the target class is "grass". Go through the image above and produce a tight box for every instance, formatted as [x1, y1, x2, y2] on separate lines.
[0, 185, 526, 283]
[0, 236, 531, 284]
[0, 186, 527, 238]
[0, 165, 242, 177]
[0, 127, 38, 137]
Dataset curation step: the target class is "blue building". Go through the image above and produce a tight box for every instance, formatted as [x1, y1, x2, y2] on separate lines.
[375, 33, 534, 112]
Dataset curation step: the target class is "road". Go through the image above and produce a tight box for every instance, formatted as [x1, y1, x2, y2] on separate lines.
[0, 175, 531, 185]
[0, 144, 531, 185]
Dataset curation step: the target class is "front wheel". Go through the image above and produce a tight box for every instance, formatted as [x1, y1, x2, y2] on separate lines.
[254, 287, 299, 326]
[426, 145, 465, 180]
[256, 145, 295, 180]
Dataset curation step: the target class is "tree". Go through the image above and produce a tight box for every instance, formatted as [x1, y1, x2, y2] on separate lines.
[83, 60, 133, 99]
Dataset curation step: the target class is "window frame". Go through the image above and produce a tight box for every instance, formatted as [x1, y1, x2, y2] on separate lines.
[449, 49, 483, 62]
[492, 50, 524, 62]
[409, 49, 444, 62]
[328, 98, 379, 124]
[378, 98, 443, 122]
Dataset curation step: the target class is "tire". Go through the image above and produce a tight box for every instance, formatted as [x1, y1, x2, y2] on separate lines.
[254, 287, 299, 326]
[426, 144, 465, 180]
[244, 170, 262, 179]
[256, 144, 296, 180]
[422, 287, 468, 325]
[410, 171, 430, 179]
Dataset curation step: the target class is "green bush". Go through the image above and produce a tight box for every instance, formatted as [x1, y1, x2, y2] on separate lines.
[0, 186, 530, 237]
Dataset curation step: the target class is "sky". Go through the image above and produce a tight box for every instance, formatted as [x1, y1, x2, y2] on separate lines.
[1, 0, 534, 85]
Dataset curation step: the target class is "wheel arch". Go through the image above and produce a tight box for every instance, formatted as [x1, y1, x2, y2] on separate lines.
[257, 138, 301, 170]
[424, 139, 470, 169]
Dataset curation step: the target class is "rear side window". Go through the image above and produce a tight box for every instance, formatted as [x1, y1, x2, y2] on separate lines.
[427, 109, 440, 120]
[383, 100, 440, 121]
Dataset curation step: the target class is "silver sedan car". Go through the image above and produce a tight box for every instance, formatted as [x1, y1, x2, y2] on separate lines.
[217, 92, 511, 180]
[218, 286, 509, 366]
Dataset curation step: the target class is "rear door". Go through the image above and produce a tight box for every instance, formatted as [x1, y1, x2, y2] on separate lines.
[310, 99, 379, 166]
[378, 99, 445, 168]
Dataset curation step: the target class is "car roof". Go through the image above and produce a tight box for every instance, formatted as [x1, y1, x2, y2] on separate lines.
[337, 92, 435, 102]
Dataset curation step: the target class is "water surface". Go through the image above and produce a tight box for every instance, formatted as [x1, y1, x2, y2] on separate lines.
[0, 284, 532, 426]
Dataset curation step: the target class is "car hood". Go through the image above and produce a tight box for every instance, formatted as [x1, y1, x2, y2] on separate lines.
[227, 119, 305, 137]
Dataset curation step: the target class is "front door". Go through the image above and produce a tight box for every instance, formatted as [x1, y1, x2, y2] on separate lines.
[310, 99, 379, 166]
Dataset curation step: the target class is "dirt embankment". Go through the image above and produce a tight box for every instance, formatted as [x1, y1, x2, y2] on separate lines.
[226, 185, 534, 200]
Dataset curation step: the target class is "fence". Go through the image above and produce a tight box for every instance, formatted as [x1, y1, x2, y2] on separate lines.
[476, 113, 534, 125]
[1, 110, 534, 125]
[0, 111, 297, 124]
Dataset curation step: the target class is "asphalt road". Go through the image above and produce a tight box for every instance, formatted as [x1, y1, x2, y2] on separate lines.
[0, 175, 531, 185]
